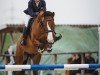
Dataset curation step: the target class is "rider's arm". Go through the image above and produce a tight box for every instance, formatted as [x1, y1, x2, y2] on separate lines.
[41, 0, 46, 11]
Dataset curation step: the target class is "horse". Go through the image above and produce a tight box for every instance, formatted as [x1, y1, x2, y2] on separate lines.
[15, 10, 57, 75]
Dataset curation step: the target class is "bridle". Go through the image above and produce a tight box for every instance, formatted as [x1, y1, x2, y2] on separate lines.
[40, 17, 55, 34]
[36, 11, 62, 53]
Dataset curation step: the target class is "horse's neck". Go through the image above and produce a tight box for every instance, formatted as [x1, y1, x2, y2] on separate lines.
[31, 20, 41, 37]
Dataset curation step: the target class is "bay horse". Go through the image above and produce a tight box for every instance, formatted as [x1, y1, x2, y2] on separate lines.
[15, 10, 57, 75]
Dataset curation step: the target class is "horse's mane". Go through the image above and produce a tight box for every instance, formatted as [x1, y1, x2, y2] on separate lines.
[44, 11, 54, 17]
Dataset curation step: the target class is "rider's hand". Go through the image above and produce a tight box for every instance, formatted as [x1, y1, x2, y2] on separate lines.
[41, 7, 43, 10]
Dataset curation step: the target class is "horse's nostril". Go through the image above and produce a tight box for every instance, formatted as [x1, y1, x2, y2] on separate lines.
[48, 43, 52, 48]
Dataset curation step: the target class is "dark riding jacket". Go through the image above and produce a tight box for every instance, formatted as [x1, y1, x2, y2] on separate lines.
[24, 0, 46, 17]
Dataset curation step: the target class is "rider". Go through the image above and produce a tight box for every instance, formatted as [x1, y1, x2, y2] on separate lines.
[21, 0, 62, 46]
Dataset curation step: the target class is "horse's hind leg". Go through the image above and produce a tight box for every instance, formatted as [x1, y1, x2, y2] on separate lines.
[31, 54, 42, 75]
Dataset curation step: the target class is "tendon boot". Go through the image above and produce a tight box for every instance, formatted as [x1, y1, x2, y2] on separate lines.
[20, 18, 33, 46]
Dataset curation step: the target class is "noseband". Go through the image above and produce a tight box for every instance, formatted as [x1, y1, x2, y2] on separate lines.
[45, 30, 54, 33]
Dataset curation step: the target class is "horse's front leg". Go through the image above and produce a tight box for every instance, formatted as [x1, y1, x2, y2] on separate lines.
[31, 54, 42, 75]
[14, 46, 26, 75]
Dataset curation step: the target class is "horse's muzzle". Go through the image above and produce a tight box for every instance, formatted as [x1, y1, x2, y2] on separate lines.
[47, 43, 52, 53]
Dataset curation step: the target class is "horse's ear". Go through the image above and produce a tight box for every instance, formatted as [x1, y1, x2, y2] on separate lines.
[52, 12, 55, 17]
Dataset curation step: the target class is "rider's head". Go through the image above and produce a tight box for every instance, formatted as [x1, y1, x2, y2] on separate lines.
[35, 0, 41, 2]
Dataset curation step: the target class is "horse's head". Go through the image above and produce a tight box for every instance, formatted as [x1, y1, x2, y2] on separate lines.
[35, 10, 56, 52]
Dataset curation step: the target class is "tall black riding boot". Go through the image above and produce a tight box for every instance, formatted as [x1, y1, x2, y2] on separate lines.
[20, 28, 27, 46]
[20, 18, 34, 46]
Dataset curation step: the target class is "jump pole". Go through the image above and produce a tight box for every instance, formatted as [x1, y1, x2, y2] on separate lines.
[0, 64, 100, 71]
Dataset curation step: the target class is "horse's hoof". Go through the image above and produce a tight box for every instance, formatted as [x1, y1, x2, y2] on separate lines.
[47, 48, 52, 53]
